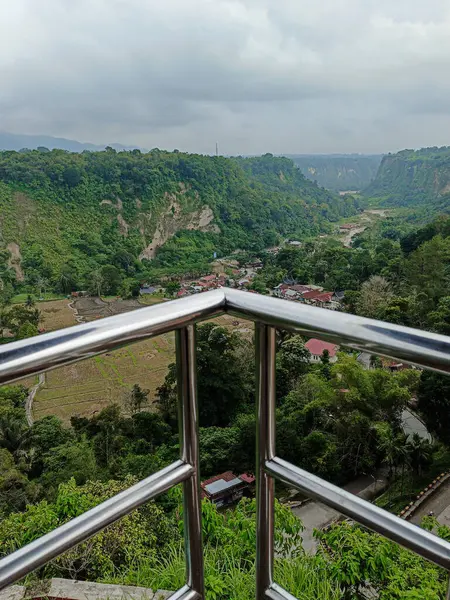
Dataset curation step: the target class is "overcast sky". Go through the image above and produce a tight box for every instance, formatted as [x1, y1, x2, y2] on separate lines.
[1, 0, 450, 155]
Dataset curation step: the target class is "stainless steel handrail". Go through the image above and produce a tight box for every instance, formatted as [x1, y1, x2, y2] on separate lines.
[0, 288, 450, 599]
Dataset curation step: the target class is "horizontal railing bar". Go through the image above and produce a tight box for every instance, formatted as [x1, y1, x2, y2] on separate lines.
[2, 289, 450, 386]
[265, 583, 298, 600]
[224, 289, 450, 374]
[166, 585, 201, 600]
[0, 290, 225, 384]
[266, 456, 450, 570]
[0, 460, 193, 590]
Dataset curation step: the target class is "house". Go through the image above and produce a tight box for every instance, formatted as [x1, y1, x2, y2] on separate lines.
[288, 240, 302, 247]
[201, 471, 255, 507]
[238, 278, 250, 287]
[139, 286, 156, 295]
[339, 223, 356, 232]
[201, 274, 217, 282]
[305, 338, 339, 363]
[71, 290, 88, 298]
[291, 284, 313, 294]
[301, 290, 321, 303]
[284, 289, 298, 300]
[313, 291, 339, 309]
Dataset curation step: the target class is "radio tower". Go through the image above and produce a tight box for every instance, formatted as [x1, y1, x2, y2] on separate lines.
[215, 142, 219, 157]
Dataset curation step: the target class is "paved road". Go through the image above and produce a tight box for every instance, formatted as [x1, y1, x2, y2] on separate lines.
[291, 474, 387, 552]
[401, 409, 432, 442]
[410, 479, 450, 525]
[25, 372, 45, 426]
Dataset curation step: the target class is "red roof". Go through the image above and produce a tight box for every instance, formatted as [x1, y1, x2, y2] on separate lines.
[305, 338, 339, 357]
[201, 275, 216, 282]
[291, 285, 312, 293]
[302, 290, 321, 300]
[201, 471, 236, 498]
[314, 292, 333, 303]
[200, 471, 254, 498]
[239, 473, 255, 484]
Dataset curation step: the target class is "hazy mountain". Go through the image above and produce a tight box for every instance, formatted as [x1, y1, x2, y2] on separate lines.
[285, 154, 382, 192]
[0, 131, 142, 152]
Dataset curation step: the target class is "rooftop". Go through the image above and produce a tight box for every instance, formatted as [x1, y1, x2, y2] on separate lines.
[305, 338, 339, 357]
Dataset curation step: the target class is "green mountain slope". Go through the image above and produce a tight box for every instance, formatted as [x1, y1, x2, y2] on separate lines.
[0, 149, 359, 291]
[364, 147, 450, 208]
[285, 154, 382, 191]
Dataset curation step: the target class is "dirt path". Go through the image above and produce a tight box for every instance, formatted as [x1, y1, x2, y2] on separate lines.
[25, 373, 45, 426]
[342, 226, 367, 247]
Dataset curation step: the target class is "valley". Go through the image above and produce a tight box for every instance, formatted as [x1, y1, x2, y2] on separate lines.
[2, 146, 450, 599]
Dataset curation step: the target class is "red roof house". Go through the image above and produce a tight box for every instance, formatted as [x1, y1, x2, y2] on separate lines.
[305, 338, 339, 363]
[201, 274, 217, 282]
[302, 290, 321, 301]
[314, 292, 334, 304]
[201, 471, 255, 506]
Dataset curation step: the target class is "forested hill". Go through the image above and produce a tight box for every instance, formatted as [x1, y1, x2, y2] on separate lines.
[285, 154, 382, 191]
[364, 147, 450, 207]
[0, 150, 358, 292]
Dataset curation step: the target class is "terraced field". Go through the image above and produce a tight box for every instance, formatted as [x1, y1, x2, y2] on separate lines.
[31, 296, 252, 423]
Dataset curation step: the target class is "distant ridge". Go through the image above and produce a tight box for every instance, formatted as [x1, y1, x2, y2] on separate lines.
[0, 131, 143, 152]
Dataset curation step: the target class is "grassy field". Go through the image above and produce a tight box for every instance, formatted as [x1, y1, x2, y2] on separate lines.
[29, 296, 251, 423]
[10, 293, 67, 304]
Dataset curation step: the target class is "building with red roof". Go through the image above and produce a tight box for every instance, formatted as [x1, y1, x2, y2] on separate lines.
[201, 471, 255, 506]
[302, 290, 321, 301]
[305, 338, 339, 363]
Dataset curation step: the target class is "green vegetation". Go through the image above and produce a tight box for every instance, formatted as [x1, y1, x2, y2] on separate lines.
[4, 146, 450, 597]
[364, 146, 450, 210]
[0, 149, 360, 297]
[287, 154, 382, 191]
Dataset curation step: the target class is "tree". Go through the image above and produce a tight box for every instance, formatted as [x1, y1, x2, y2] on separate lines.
[16, 322, 39, 339]
[5, 305, 40, 336]
[406, 433, 433, 476]
[356, 275, 393, 319]
[100, 265, 122, 295]
[165, 280, 180, 297]
[157, 324, 253, 428]
[40, 438, 97, 490]
[276, 335, 311, 399]
[89, 270, 104, 297]
[125, 384, 149, 414]
[320, 349, 331, 379]
[417, 371, 450, 445]
[0, 476, 177, 581]
[429, 296, 450, 335]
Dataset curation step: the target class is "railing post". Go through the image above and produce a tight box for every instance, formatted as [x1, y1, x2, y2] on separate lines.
[176, 325, 204, 598]
[446, 574, 450, 600]
[255, 324, 277, 599]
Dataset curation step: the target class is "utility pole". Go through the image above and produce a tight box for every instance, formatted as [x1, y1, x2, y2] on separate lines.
[215, 142, 218, 157]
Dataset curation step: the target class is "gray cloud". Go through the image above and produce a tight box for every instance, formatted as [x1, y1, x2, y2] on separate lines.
[1, 0, 450, 153]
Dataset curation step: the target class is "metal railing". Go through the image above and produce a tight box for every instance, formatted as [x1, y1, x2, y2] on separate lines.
[1, 288, 450, 599]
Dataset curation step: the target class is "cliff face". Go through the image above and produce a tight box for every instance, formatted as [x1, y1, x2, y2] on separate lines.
[0, 150, 359, 283]
[364, 147, 450, 206]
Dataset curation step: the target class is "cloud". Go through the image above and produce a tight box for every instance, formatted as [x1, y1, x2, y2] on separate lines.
[0, 0, 450, 153]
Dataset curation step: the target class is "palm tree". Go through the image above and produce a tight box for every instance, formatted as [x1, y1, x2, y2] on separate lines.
[406, 433, 433, 476]
[378, 428, 409, 479]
